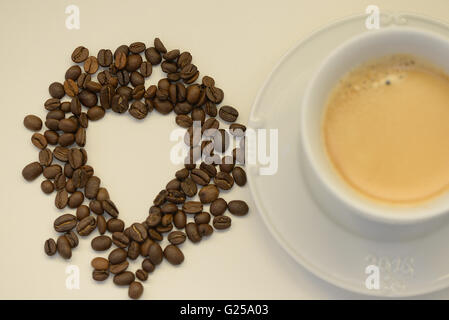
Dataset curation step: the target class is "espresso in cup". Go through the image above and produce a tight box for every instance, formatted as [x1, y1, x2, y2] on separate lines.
[323, 54, 449, 204]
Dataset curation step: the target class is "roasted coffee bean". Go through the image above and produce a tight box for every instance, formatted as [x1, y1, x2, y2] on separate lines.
[102, 199, 119, 218]
[91, 257, 109, 270]
[87, 106, 105, 121]
[202, 118, 219, 135]
[55, 189, 69, 209]
[180, 63, 197, 80]
[77, 216, 96, 236]
[219, 156, 235, 173]
[58, 119, 77, 133]
[214, 172, 234, 190]
[176, 51, 192, 68]
[210, 198, 227, 216]
[173, 210, 186, 229]
[174, 101, 193, 115]
[97, 49, 113, 67]
[53, 146, 69, 162]
[107, 218, 124, 233]
[163, 49, 180, 61]
[65, 179, 76, 193]
[99, 85, 114, 109]
[117, 86, 133, 100]
[140, 238, 154, 257]
[128, 281, 143, 299]
[111, 94, 129, 113]
[128, 241, 140, 260]
[86, 80, 102, 93]
[76, 205, 90, 221]
[175, 115, 192, 128]
[186, 85, 201, 105]
[206, 86, 224, 104]
[31, 133, 47, 150]
[126, 54, 142, 72]
[198, 184, 219, 204]
[72, 46, 89, 63]
[232, 167, 247, 186]
[97, 215, 107, 234]
[203, 101, 217, 117]
[44, 130, 59, 145]
[46, 109, 65, 120]
[129, 101, 148, 119]
[37, 149, 52, 167]
[194, 212, 211, 225]
[45, 119, 59, 131]
[146, 212, 162, 228]
[219, 105, 239, 122]
[136, 269, 148, 281]
[77, 73, 92, 89]
[130, 71, 144, 86]
[65, 65, 82, 80]
[117, 70, 130, 86]
[156, 224, 173, 233]
[198, 223, 214, 236]
[145, 47, 161, 65]
[166, 190, 186, 204]
[110, 261, 129, 274]
[57, 235, 72, 259]
[44, 238, 57, 256]
[67, 149, 83, 169]
[84, 56, 99, 74]
[199, 162, 217, 178]
[48, 81, 65, 99]
[72, 168, 88, 188]
[153, 98, 173, 114]
[153, 38, 167, 53]
[168, 231, 186, 245]
[78, 90, 98, 107]
[129, 223, 148, 242]
[190, 169, 210, 186]
[108, 248, 127, 264]
[166, 178, 181, 191]
[44, 98, 61, 111]
[213, 215, 232, 230]
[61, 101, 71, 112]
[192, 108, 205, 124]
[54, 173, 66, 191]
[92, 270, 109, 281]
[68, 191, 84, 208]
[85, 176, 100, 199]
[161, 214, 173, 227]
[164, 244, 184, 265]
[95, 188, 109, 202]
[182, 201, 203, 214]
[75, 127, 86, 147]
[185, 222, 201, 243]
[160, 202, 178, 215]
[113, 271, 135, 286]
[181, 177, 197, 197]
[23, 115, 43, 131]
[174, 168, 189, 181]
[70, 96, 81, 116]
[58, 133, 75, 147]
[148, 242, 163, 265]
[65, 231, 79, 248]
[114, 51, 127, 70]
[41, 179, 55, 194]
[229, 123, 246, 137]
[142, 259, 155, 273]
[131, 85, 145, 100]
[112, 232, 129, 248]
[228, 200, 249, 216]
[212, 129, 229, 153]
[91, 235, 112, 251]
[64, 79, 79, 97]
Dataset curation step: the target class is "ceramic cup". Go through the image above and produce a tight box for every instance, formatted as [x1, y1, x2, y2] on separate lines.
[301, 27, 449, 241]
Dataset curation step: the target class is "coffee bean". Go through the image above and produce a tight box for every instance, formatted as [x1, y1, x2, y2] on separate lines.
[103, 199, 119, 218]
[214, 172, 234, 190]
[44, 130, 59, 145]
[65, 231, 79, 248]
[97, 49, 113, 67]
[57, 235, 72, 259]
[68, 191, 84, 208]
[142, 259, 155, 273]
[76, 205, 90, 220]
[110, 261, 129, 274]
[77, 216, 97, 236]
[181, 177, 197, 197]
[129, 101, 148, 119]
[174, 101, 193, 115]
[232, 167, 247, 186]
[161, 214, 173, 227]
[228, 200, 249, 216]
[65, 179, 76, 193]
[37, 149, 52, 167]
[23, 115, 42, 131]
[68, 148, 83, 169]
[154, 38, 167, 53]
[148, 242, 163, 265]
[191, 169, 210, 186]
[129, 223, 148, 242]
[160, 203, 177, 215]
[145, 47, 161, 65]
[58, 133, 75, 147]
[31, 133, 47, 150]
[84, 56, 99, 74]
[164, 244, 184, 265]
[113, 271, 135, 286]
[146, 212, 162, 228]
[72, 168, 88, 188]
[206, 86, 224, 104]
[87, 106, 105, 121]
[44, 238, 57, 256]
[79, 90, 98, 107]
[49, 82, 65, 99]
[128, 281, 143, 299]
[107, 218, 124, 233]
[136, 269, 148, 281]
[210, 198, 227, 216]
[126, 54, 142, 72]
[204, 101, 218, 117]
[44, 98, 61, 111]
[65, 65, 82, 80]
[85, 176, 100, 199]
[219, 105, 239, 122]
[192, 108, 205, 124]
[198, 223, 214, 236]
[91, 235, 112, 251]
[71, 46, 89, 63]
[198, 184, 219, 204]
[213, 215, 232, 230]
[200, 162, 217, 178]
[53, 146, 69, 162]
[180, 63, 198, 80]
[173, 210, 186, 229]
[64, 79, 79, 97]
[55, 189, 69, 209]
[153, 98, 173, 114]
[97, 215, 107, 235]
[194, 212, 211, 224]
[91, 257, 109, 270]
[185, 222, 201, 243]
[202, 118, 219, 135]
[175, 115, 193, 128]
[54, 173, 66, 191]
[92, 270, 109, 281]
[182, 201, 203, 214]
[41, 180, 55, 194]
[166, 178, 181, 191]
[112, 232, 129, 248]
[108, 248, 127, 264]
[111, 94, 129, 113]
[140, 238, 154, 257]
[177, 52, 192, 68]
[168, 231, 186, 245]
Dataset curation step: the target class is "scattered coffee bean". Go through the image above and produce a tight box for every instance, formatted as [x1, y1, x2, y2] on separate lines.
[198, 223, 214, 236]
[164, 244, 184, 265]
[108, 248, 127, 265]
[113, 271, 135, 286]
[23, 115, 42, 131]
[198, 184, 219, 204]
[185, 222, 202, 243]
[228, 200, 249, 216]
[168, 231, 186, 245]
[57, 235, 72, 259]
[210, 198, 227, 216]
[91, 235, 112, 251]
[128, 281, 143, 299]
[148, 242, 163, 265]
[44, 238, 57, 256]
[213, 215, 232, 230]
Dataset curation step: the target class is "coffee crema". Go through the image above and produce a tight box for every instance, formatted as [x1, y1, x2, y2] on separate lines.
[323, 54, 449, 204]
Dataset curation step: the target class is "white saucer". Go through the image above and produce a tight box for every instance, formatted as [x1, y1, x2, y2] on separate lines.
[247, 13, 449, 297]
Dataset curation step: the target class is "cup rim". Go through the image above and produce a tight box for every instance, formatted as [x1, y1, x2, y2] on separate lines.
[301, 27, 449, 225]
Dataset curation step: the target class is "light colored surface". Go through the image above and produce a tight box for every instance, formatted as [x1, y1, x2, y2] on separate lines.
[1, 0, 449, 299]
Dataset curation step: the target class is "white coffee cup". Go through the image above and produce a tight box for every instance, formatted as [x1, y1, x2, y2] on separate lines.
[301, 27, 449, 241]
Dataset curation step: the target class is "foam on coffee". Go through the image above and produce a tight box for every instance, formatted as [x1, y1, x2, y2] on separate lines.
[323, 54, 449, 204]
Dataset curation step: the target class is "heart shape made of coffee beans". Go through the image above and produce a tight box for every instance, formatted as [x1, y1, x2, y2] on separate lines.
[22, 38, 249, 299]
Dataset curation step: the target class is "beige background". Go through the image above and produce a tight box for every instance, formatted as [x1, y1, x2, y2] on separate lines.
[1, 0, 449, 299]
